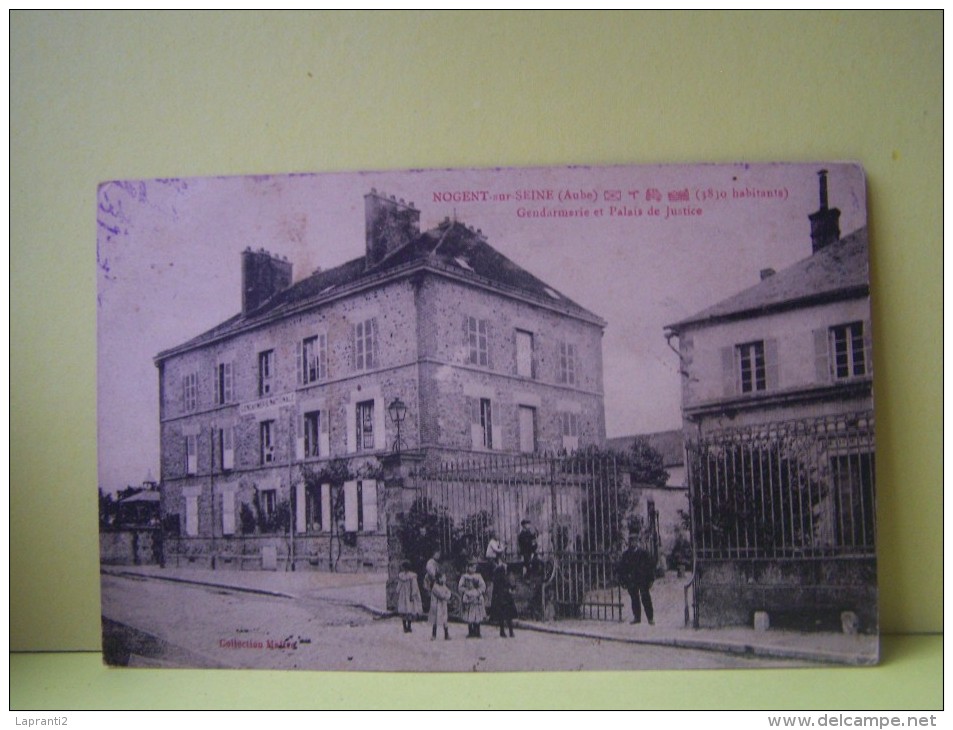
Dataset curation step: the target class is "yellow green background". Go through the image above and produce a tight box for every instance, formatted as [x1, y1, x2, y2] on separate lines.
[11, 11, 941, 709]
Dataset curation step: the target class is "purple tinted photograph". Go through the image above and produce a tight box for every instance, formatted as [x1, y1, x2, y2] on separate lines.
[98, 162, 878, 670]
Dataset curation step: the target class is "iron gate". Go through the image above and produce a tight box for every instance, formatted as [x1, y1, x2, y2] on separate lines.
[686, 411, 876, 561]
[410, 451, 636, 621]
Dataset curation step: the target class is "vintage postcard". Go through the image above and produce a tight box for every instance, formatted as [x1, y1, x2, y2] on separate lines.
[98, 162, 878, 670]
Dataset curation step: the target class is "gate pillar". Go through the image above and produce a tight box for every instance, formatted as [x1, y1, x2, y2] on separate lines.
[381, 451, 426, 611]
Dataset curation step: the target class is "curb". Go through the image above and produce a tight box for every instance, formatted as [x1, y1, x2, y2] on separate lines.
[511, 620, 875, 666]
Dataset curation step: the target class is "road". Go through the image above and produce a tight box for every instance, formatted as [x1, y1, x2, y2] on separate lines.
[100, 572, 791, 671]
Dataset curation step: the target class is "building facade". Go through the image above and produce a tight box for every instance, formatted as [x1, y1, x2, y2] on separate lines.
[665, 170, 877, 631]
[155, 191, 606, 570]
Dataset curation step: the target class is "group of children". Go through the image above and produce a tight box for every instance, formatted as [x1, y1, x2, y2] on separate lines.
[395, 550, 518, 640]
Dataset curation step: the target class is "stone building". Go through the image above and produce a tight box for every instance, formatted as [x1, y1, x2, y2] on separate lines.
[664, 169, 877, 630]
[154, 191, 606, 570]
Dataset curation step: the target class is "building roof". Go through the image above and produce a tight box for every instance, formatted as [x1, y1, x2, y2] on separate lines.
[666, 227, 869, 332]
[118, 490, 160, 504]
[607, 429, 684, 467]
[157, 219, 603, 361]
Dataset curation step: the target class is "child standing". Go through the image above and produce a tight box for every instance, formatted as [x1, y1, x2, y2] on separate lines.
[396, 560, 422, 633]
[458, 562, 487, 638]
[428, 572, 452, 640]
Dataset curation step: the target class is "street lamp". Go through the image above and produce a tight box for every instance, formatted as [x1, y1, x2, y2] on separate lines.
[388, 397, 407, 454]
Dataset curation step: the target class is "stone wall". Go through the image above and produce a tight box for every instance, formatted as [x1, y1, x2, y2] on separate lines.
[694, 557, 878, 632]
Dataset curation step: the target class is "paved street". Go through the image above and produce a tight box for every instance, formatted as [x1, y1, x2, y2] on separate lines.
[101, 571, 795, 671]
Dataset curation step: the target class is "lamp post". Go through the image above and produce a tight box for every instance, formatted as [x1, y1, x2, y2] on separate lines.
[388, 397, 407, 454]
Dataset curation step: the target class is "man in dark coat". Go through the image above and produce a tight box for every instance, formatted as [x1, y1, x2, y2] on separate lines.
[517, 519, 539, 576]
[617, 538, 656, 625]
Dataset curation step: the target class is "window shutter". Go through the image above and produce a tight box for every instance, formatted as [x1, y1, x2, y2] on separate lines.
[295, 483, 307, 534]
[319, 335, 328, 380]
[491, 423, 502, 451]
[222, 490, 235, 535]
[186, 435, 197, 475]
[763, 338, 779, 391]
[223, 427, 234, 470]
[720, 346, 736, 397]
[295, 413, 305, 460]
[371, 318, 379, 369]
[351, 324, 358, 371]
[296, 340, 303, 385]
[345, 402, 357, 453]
[467, 396, 482, 449]
[362, 480, 378, 533]
[343, 480, 359, 532]
[185, 494, 198, 537]
[319, 409, 330, 457]
[862, 319, 873, 375]
[320, 484, 332, 532]
[213, 365, 221, 405]
[374, 397, 386, 451]
[463, 316, 471, 362]
[181, 375, 187, 412]
[224, 362, 234, 402]
[813, 328, 831, 383]
[485, 320, 492, 370]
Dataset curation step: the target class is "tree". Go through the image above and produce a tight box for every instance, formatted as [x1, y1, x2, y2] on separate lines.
[627, 436, 669, 488]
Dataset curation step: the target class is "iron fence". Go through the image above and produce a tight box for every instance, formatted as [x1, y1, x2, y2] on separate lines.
[410, 451, 637, 621]
[686, 412, 875, 561]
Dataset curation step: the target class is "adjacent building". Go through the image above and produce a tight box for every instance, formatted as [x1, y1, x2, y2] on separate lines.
[154, 191, 606, 570]
[665, 170, 877, 631]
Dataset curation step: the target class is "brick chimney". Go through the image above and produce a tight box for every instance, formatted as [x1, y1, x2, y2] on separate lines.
[241, 248, 292, 315]
[808, 169, 841, 254]
[364, 190, 420, 269]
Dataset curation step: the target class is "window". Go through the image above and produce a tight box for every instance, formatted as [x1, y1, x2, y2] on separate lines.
[214, 361, 234, 405]
[304, 411, 321, 458]
[558, 342, 577, 385]
[305, 483, 332, 532]
[354, 318, 378, 371]
[480, 398, 493, 449]
[258, 350, 274, 396]
[560, 412, 580, 452]
[518, 406, 537, 453]
[300, 334, 327, 385]
[182, 372, 198, 412]
[516, 329, 535, 378]
[468, 396, 500, 451]
[344, 480, 378, 533]
[356, 400, 376, 451]
[260, 420, 275, 464]
[466, 316, 489, 367]
[260, 489, 277, 522]
[830, 322, 867, 379]
[185, 434, 198, 475]
[218, 427, 234, 471]
[737, 341, 766, 393]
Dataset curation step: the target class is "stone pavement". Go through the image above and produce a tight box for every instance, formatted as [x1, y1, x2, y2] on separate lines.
[100, 564, 879, 666]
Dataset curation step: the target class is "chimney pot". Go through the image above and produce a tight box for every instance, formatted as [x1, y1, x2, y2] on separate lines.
[760, 268, 776, 281]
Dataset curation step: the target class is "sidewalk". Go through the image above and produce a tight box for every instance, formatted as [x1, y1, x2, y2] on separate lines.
[100, 564, 879, 666]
